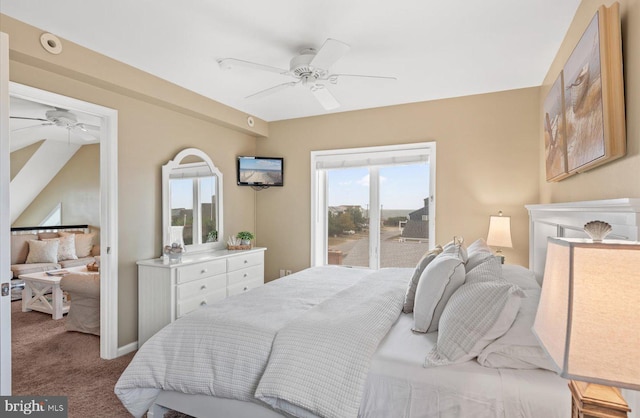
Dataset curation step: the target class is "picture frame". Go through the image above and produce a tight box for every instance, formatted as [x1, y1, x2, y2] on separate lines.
[544, 3, 626, 182]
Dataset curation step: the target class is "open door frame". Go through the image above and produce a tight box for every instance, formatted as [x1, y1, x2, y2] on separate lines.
[1, 32, 12, 395]
[7, 82, 119, 360]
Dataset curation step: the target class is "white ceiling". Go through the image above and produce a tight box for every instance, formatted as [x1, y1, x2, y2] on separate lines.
[0, 0, 581, 122]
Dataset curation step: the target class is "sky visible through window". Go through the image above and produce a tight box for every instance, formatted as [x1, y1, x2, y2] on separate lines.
[171, 177, 215, 209]
[328, 163, 430, 211]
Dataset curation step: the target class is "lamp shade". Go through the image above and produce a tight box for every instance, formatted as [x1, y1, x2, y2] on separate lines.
[486, 213, 512, 248]
[533, 238, 640, 390]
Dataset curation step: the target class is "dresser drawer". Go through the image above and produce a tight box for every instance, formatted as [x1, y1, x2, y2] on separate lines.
[177, 288, 226, 318]
[228, 264, 264, 287]
[177, 259, 226, 284]
[177, 274, 226, 301]
[227, 252, 264, 272]
[228, 277, 263, 296]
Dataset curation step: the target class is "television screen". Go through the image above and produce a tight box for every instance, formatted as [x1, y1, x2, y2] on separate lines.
[237, 156, 284, 187]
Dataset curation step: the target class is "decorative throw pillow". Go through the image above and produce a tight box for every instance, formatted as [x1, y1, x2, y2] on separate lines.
[441, 237, 468, 263]
[465, 255, 503, 284]
[402, 246, 443, 313]
[412, 254, 466, 333]
[477, 287, 555, 371]
[38, 232, 59, 240]
[10, 233, 38, 265]
[60, 231, 95, 258]
[501, 264, 541, 290]
[44, 234, 78, 261]
[424, 281, 524, 367]
[25, 239, 59, 264]
[465, 238, 494, 272]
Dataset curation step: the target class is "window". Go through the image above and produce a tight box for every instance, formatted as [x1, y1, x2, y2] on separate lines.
[311, 142, 436, 269]
[40, 202, 61, 226]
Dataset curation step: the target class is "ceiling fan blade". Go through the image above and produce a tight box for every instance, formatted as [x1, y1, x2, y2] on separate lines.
[76, 123, 101, 132]
[327, 73, 397, 83]
[11, 123, 53, 132]
[310, 85, 340, 110]
[309, 39, 350, 70]
[72, 126, 100, 140]
[218, 58, 291, 76]
[246, 81, 299, 100]
[10, 116, 48, 122]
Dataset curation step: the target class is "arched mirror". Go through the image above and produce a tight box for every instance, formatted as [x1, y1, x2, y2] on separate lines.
[162, 148, 224, 254]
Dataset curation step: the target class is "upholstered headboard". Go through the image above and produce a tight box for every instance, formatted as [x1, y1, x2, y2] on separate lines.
[525, 198, 640, 283]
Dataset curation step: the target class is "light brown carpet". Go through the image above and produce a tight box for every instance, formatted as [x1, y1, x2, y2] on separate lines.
[11, 300, 136, 417]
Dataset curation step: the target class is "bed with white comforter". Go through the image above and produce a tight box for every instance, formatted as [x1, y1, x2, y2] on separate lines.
[116, 260, 569, 418]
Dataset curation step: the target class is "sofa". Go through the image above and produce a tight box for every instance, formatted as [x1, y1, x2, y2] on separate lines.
[10, 228, 100, 279]
[60, 272, 100, 335]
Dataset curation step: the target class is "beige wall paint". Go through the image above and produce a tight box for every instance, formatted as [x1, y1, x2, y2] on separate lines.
[9, 140, 42, 180]
[3, 16, 259, 346]
[13, 143, 100, 228]
[257, 87, 540, 281]
[539, 0, 639, 202]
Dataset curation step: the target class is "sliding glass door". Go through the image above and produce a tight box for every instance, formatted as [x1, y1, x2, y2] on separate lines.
[312, 143, 436, 269]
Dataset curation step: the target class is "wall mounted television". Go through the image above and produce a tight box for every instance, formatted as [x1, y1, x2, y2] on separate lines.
[237, 156, 284, 187]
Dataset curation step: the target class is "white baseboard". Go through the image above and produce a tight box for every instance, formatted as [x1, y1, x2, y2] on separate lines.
[117, 341, 138, 357]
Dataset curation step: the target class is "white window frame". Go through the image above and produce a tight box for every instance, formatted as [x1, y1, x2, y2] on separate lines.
[310, 142, 436, 268]
[40, 202, 62, 226]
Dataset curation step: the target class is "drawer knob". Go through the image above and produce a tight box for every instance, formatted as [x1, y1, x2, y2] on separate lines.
[243, 286, 248, 291]
[200, 300, 207, 306]
[201, 269, 208, 274]
[243, 273, 248, 278]
[244, 260, 248, 264]
[201, 285, 207, 290]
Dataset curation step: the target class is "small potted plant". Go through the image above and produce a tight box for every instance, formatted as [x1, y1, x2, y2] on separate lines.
[236, 231, 255, 246]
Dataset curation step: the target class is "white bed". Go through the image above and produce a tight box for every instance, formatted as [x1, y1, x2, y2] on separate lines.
[116, 198, 640, 418]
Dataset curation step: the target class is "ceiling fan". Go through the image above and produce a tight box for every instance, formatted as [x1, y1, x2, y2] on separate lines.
[10, 108, 100, 139]
[218, 38, 396, 110]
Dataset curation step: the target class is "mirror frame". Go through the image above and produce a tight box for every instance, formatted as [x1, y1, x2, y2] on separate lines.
[162, 148, 224, 254]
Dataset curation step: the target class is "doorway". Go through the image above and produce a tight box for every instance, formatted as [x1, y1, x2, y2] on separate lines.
[8, 83, 118, 360]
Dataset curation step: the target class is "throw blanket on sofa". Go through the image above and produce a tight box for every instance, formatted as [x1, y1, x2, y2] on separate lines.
[255, 268, 409, 418]
[115, 266, 410, 418]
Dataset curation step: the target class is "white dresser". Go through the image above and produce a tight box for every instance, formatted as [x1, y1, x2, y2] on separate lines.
[137, 247, 266, 346]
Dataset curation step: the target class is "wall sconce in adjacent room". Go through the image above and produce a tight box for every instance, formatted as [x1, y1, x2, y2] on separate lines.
[533, 238, 640, 417]
[486, 210, 512, 263]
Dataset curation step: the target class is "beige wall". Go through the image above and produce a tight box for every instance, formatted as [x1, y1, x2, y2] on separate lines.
[257, 87, 541, 281]
[13, 144, 100, 227]
[539, 0, 640, 201]
[9, 140, 42, 180]
[2, 14, 261, 346]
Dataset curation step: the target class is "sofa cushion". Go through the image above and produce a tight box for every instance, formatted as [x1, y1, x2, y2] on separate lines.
[11, 263, 62, 278]
[11, 234, 38, 265]
[59, 257, 95, 269]
[25, 240, 58, 264]
[38, 232, 59, 240]
[59, 232, 95, 258]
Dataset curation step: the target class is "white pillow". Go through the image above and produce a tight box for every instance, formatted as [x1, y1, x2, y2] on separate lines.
[465, 238, 494, 271]
[25, 239, 59, 264]
[477, 287, 555, 371]
[59, 231, 95, 258]
[43, 234, 78, 261]
[402, 246, 443, 313]
[441, 238, 468, 263]
[412, 254, 466, 333]
[424, 281, 524, 367]
[501, 264, 541, 290]
[465, 255, 503, 284]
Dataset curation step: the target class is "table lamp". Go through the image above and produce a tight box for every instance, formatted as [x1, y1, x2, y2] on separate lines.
[533, 237, 640, 417]
[486, 211, 512, 263]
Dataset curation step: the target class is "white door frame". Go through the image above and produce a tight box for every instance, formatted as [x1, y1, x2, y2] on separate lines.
[8, 82, 119, 360]
[1, 32, 12, 395]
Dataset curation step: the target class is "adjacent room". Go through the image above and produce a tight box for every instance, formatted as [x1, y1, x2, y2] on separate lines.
[0, 0, 638, 417]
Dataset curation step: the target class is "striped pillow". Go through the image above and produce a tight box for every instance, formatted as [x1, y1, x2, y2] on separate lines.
[424, 281, 524, 367]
